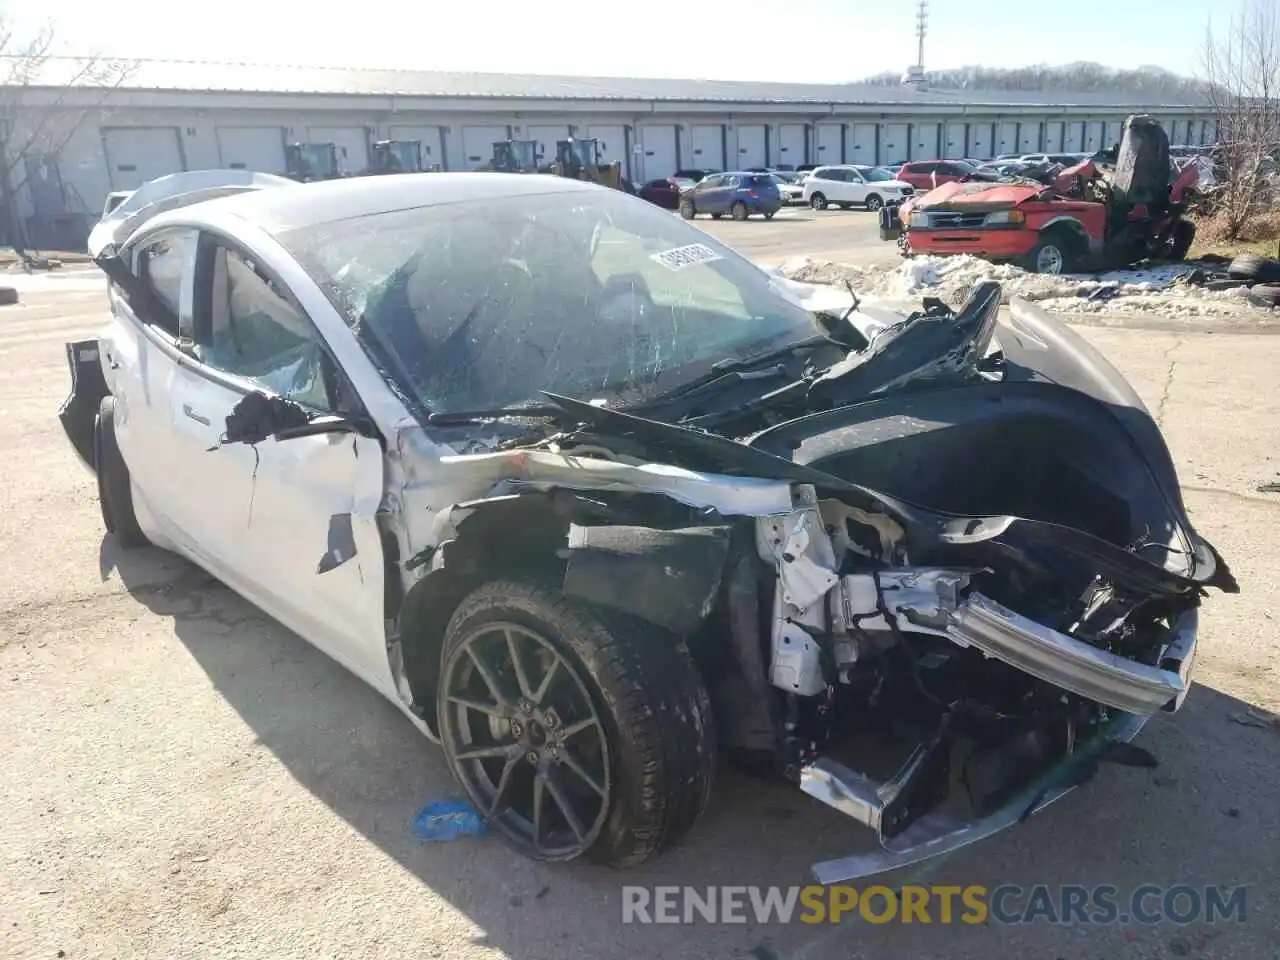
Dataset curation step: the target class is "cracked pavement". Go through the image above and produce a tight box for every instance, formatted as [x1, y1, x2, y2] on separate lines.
[1, 256, 1277, 960]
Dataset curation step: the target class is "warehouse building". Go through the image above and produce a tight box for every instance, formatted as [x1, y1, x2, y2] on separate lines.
[8, 59, 1216, 250]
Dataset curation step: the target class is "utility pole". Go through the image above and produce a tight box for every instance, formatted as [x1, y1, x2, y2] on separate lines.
[915, 0, 929, 72]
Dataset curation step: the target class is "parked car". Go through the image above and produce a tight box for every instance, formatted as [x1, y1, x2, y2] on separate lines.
[60, 168, 1233, 884]
[795, 163, 818, 173]
[895, 160, 977, 191]
[672, 168, 718, 183]
[802, 165, 914, 211]
[770, 172, 805, 205]
[637, 178, 684, 210]
[679, 171, 782, 219]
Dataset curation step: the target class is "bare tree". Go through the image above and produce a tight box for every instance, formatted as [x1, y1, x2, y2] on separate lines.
[0, 9, 134, 258]
[1201, 0, 1280, 238]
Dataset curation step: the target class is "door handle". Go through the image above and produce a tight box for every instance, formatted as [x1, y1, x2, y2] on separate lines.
[182, 404, 210, 426]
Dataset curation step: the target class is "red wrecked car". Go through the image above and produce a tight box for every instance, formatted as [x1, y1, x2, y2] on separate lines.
[880, 116, 1199, 274]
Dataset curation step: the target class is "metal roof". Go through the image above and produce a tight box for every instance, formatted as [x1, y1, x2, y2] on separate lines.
[12, 57, 1210, 109]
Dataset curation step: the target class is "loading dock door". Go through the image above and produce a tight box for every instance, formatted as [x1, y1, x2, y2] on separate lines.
[308, 126, 368, 172]
[588, 126, 629, 173]
[388, 125, 445, 169]
[1105, 120, 1123, 149]
[968, 123, 993, 159]
[637, 125, 678, 180]
[848, 124, 877, 164]
[215, 127, 286, 173]
[102, 127, 185, 190]
[459, 125, 510, 170]
[1168, 120, 1183, 144]
[1084, 122, 1105, 151]
[1063, 122, 1083, 151]
[911, 123, 940, 160]
[944, 123, 967, 157]
[690, 124, 725, 170]
[735, 124, 767, 169]
[776, 124, 806, 168]
[526, 125, 569, 165]
[1044, 121, 1064, 152]
[814, 123, 843, 165]
[880, 124, 909, 165]
[1019, 123, 1041, 153]
[995, 122, 1019, 155]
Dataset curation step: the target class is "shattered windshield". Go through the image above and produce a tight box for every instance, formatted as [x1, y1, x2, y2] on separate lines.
[280, 190, 820, 413]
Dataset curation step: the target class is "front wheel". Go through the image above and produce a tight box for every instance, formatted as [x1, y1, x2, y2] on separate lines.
[864, 194, 884, 212]
[94, 396, 148, 548]
[809, 193, 828, 210]
[731, 201, 749, 221]
[438, 581, 716, 867]
[1026, 234, 1073, 274]
[679, 199, 696, 219]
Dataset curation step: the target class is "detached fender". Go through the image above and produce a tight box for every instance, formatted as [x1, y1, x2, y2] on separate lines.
[58, 339, 110, 471]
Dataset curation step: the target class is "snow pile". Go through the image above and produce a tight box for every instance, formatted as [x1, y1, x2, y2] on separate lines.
[778, 254, 1260, 319]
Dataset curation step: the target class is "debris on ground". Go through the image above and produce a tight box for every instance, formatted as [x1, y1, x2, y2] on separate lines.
[777, 254, 1268, 319]
[412, 800, 487, 842]
[1228, 708, 1280, 731]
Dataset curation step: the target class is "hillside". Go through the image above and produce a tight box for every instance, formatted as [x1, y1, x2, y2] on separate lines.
[859, 62, 1204, 97]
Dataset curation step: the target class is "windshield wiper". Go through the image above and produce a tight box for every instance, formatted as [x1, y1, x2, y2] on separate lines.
[426, 404, 567, 426]
[636, 334, 836, 408]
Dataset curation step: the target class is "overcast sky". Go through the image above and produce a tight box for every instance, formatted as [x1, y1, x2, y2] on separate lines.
[12, 0, 1214, 84]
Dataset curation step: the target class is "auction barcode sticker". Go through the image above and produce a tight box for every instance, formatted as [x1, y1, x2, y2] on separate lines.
[651, 243, 723, 271]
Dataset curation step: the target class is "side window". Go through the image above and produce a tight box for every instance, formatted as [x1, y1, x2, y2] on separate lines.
[828, 169, 851, 182]
[913, 162, 939, 174]
[697, 175, 720, 190]
[196, 245, 333, 411]
[136, 236, 185, 336]
[726, 175, 742, 188]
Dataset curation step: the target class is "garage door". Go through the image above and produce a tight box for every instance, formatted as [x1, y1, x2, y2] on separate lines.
[388, 125, 445, 170]
[459, 125, 510, 170]
[309, 127, 368, 173]
[968, 123, 993, 159]
[588, 126, 629, 173]
[525, 125, 568, 165]
[1043, 122, 1064, 152]
[814, 123, 843, 165]
[215, 127, 285, 173]
[848, 124, 876, 164]
[1019, 123, 1041, 153]
[1083, 122, 1105, 152]
[102, 127, 185, 190]
[776, 124, 806, 168]
[995, 122, 1019, 155]
[637, 125, 678, 180]
[910, 123, 939, 160]
[879, 124, 909, 165]
[735, 125, 767, 169]
[690, 125, 725, 170]
[1063, 122, 1083, 151]
[943, 123, 967, 157]
[1202, 120, 1216, 145]
[1106, 120, 1123, 149]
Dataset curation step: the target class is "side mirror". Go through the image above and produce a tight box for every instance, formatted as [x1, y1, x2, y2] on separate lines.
[222, 391, 378, 446]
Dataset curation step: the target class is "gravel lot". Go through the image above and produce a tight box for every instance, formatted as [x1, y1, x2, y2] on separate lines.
[1, 243, 1277, 959]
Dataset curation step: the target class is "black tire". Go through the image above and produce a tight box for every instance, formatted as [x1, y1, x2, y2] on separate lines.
[438, 580, 716, 868]
[710, 212, 723, 220]
[1227, 253, 1280, 282]
[864, 194, 884, 212]
[0, 286, 17, 306]
[764, 211, 775, 220]
[809, 192, 828, 210]
[1167, 220, 1196, 261]
[94, 397, 148, 548]
[1247, 284, 1280, 308]
[679, 199, 696, 220]
[731, 201, 748, 221]
[1026, 232, 1075, 274]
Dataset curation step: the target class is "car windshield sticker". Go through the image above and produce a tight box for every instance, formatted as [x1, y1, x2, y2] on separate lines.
[651, 243, 723, 271]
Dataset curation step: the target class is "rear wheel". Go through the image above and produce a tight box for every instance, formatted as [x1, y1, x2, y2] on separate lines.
[679, 199, 696, 220]
[764, 211, 775, 220]
[731, 202, 749, 221]
[438, 581, 716, 868]
[809, 193, 828, 210]
[864, 194, 884, 212]
[94, 397, 148, 548]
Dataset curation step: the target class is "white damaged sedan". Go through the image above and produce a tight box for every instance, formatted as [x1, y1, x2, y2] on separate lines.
[60, 170, 1235, 882]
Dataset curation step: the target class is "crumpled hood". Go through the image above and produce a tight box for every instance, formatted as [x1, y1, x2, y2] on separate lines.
[910, 180, 1046, 211]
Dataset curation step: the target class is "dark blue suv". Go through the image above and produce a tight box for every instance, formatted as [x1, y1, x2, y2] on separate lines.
[678, 171, 782, 220]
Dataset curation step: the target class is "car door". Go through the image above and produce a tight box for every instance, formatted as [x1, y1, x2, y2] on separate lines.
[692, 174, 723, 212]
[839, 169, 869, 204]
[102, 227, 215, 558]
[184, 230, 392, 688]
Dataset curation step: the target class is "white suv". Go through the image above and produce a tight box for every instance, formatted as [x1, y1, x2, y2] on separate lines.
[801, 165, 914, 211]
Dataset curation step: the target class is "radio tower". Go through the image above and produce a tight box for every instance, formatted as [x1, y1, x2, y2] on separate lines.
[915, 0, 928, 72]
